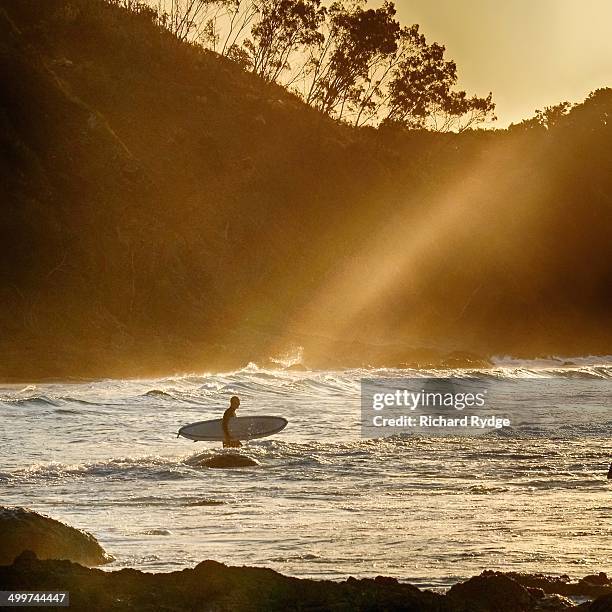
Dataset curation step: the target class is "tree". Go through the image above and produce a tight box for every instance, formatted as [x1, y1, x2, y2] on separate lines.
[156, 0, 219, 41]
[130, 0, 495, 130]
[218, 0, 261, 56]
[304, 1, 400, 120]
[298, 3, 493, 130]
[510, 101, 574, 131]
[382, 26, 494, 131]
[243, 0, 324, 83]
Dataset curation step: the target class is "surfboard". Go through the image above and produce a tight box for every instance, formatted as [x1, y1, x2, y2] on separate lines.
[177, 416, 288, 441]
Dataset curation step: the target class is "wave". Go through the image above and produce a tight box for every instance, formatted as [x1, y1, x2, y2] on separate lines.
[465, 484, 510, 494]
[543, 365, 612, 379]
[143, 389, 175, 399]
[184, 499, 226, 506]
[0, 395, 63, 408]
[487, 427, 603, 441]
[142, 387, 217, 404]
[491, 354, 612, 367]
[5, 456, 194, 483]
[224, 364, 612, 383]
[109, 362, 612, 408]
[62, 397, 107, 406]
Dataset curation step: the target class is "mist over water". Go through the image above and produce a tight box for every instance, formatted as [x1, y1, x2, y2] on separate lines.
[1, 359, 611, 588]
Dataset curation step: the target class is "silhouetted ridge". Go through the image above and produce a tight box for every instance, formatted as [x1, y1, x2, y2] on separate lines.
[0, 0, 610, 379]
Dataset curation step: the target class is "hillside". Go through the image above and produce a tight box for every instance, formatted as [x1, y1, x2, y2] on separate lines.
[0, 0, 610, 379]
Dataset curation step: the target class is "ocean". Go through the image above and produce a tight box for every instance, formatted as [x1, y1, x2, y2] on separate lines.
[1, 357, 610, 588]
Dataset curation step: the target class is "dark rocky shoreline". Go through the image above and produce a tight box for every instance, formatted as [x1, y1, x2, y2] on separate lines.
[2, 507, 611, 611]
[2, 551, 612, 611]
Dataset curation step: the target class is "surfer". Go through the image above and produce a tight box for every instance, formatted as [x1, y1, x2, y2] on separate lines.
[222, 396, 242, 448]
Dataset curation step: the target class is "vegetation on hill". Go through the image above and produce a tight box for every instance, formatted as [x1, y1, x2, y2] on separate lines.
[0, 0, 610, 378]
[139, 0, 495, 130]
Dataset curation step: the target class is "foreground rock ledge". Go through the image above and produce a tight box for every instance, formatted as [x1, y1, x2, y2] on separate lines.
[0, 507, 113, 567]
[2, 552, 612, 611]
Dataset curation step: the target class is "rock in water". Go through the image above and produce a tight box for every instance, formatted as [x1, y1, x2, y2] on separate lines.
[0, 506, 113, 566]
[200, 454, 259, 468]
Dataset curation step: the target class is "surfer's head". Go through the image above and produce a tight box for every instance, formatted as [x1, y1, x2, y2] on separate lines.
[230, 396, 240, 410]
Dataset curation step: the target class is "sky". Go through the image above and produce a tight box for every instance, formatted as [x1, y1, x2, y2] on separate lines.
[395, 0, 612, 127]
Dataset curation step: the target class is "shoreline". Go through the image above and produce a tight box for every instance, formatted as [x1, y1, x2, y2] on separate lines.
[2, 551, 611, 611]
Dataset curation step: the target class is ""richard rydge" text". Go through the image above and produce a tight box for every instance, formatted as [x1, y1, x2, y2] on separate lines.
[372, 415, 511, 429]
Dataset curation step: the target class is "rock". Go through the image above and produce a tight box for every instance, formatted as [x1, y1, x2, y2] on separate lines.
[484, 570, 612, 599]
[590, 593, 612, 612]
[142, 529, 172, 536]
[480, 571, 572, 593]
[447, 573, 535, 611]
[0, 506, 113, 566]
[528, 587, 547, 599]
[0, 554, 443, 611]
[0, 553, 596, 611]
[199, 454, 258, 468]
[581, 573, 610, 586]
[569, 603, 591, 611]
[532, 594, 578, 610]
